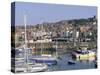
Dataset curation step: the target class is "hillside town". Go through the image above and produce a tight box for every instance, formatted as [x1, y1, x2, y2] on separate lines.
[12, 16, 97, 49]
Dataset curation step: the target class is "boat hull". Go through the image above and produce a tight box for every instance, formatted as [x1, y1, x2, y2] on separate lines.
[72, 50, 96, 61]
[35, 60, 57, 65]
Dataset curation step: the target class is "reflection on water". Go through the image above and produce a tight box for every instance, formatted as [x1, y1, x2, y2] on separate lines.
[14, 49, 97, 72]
[47, 54, 96, 71]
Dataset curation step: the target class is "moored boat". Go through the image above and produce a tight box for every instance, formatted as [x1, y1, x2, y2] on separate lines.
[31, 54, 57, 65]
[71, 49, 96, 60]
[12, 63, 48, 73]
[68, 60, 76, 65]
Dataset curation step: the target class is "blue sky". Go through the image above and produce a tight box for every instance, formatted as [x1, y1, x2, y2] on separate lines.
[14, 2, 97, 25]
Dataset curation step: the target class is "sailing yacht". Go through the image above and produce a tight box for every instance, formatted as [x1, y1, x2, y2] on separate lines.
[14, 15, 48, 73]
[31, 24, 57, 65]
[33, 55, 57, 65]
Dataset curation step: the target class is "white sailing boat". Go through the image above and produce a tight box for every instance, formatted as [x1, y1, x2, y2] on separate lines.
[32, 22, 57, 65]
[14, 15, 48, 73]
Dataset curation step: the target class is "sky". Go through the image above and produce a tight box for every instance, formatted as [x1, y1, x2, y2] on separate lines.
[14, 2, 97, 25]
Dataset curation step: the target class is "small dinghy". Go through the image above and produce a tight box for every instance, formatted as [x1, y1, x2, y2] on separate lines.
[94, 61, 97, 68]
[68, 60, 76, 65]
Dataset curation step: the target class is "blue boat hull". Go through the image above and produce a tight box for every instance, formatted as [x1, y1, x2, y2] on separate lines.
[30, 59, 57, 65]
[35, 60, 57, 65]
[68, 60, 76, 65]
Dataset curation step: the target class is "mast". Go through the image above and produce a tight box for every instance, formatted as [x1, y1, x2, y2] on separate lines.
[56, 38, 58, 57]
[24, 15, 28, 70]
[40, 22, 43, 55]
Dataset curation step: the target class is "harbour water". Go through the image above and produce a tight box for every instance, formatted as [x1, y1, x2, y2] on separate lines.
[14, 48, 97, 73]
[47, 54, 96, 71]
[28, 53, 96, 72]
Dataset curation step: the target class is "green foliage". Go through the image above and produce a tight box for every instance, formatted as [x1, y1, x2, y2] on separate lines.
[73, 19, 89, 26]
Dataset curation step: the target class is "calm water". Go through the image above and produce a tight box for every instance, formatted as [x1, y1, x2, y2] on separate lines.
[46, 54, 96, 71]
[15, 51, 96, 72]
